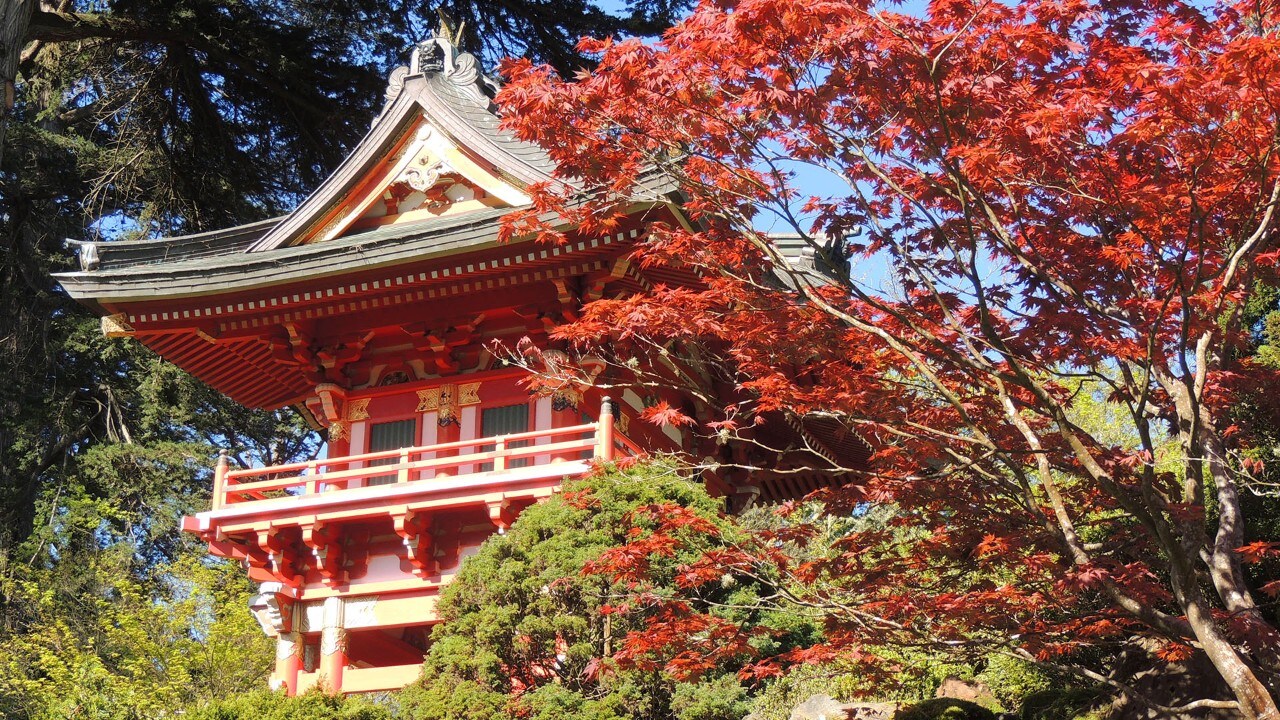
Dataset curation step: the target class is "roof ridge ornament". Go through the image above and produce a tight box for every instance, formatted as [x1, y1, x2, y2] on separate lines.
[384, 10, 499, 107]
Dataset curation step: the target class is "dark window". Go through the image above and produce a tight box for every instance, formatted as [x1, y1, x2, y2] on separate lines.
[367, 418, 417, 486]
[480, 403, 530, 470]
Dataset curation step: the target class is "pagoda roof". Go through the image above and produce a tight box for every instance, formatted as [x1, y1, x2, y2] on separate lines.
[55, 29, 669, 307]
[61, 207, 531, 304]
[54, 26, 838, 308]
[245, 68, 561, 254]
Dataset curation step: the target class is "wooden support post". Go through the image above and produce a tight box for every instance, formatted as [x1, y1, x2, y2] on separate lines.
[596, 397, 614, 462]
[212, 449, 230, 510]
[305, 460, 319, 495]
[493, 436, 506, 472]
[274, 632, 304, 696]
[319, 596, 347, 693]
[397, 449, 410, 484]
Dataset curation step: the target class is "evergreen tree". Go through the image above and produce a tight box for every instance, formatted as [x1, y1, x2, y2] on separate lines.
[398, 462, 816, 720]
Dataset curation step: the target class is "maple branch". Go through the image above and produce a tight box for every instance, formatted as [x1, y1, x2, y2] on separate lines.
[996, 389, 1193, 638]
[1222, 168, 1280, 291]
[1008, 648, 1242, 715]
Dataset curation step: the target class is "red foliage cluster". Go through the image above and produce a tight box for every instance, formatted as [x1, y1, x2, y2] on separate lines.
[497, 1, 1280, 716]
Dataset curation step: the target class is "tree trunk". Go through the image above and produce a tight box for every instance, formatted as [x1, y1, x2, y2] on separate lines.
[1165, 377, 1280, 697]
[0, 0, 36, 167]
[1200, 426, 1280, 680]
[1176, 562, 1279, 719]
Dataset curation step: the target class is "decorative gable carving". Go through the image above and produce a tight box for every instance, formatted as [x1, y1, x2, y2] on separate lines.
[357, 138, 486, 223]
[248, 18, 549, 252]
[293, 117, 517, 245]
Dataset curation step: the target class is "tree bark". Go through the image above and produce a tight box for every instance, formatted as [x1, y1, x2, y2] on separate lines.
[1199, 427, 1280, 680]
[0, 0, 37, 167]
[1178, 578, 1279, 720]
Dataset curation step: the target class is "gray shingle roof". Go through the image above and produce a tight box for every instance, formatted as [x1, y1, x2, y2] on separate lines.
[52, 45, 686, 303]
[423, 73, 559, 183]
[55, 206, 537, 301]
[72, 217, 282, 271]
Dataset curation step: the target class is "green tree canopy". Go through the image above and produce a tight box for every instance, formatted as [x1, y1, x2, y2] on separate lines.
[398, 462, 819, 720]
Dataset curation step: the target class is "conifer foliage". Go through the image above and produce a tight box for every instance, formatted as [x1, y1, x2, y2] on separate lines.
[399, 463, 814, 720]
[498, 1, 1280, 716]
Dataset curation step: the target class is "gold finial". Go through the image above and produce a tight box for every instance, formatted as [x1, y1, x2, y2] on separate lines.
[436, 8, 465, 47]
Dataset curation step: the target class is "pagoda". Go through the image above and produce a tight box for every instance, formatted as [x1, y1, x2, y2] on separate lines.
[55, 25, 867, 695]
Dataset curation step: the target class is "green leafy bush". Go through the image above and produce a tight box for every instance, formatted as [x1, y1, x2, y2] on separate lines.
[974, 655, 1053, 711]
[184, 689, 390, 720]
[1018, 688, 1109, 720]
[397, 461, 812, 720]
[894, 698, 996, 720]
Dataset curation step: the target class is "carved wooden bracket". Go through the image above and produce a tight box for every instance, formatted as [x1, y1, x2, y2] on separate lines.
[269, 324, 375, 385]
[343, 527, 373, 581]
[487, 499, 517, 533]
[402, 314, 484, 374]
[585, 257, 633, 301]
[314, 383, 347, 423]
[512, 303, 559, 334]
[248, 527, 304, 588]
[302, 522, 346, 588]
[433, 516, 463, 570]
[551, 278, 581, 322]
[393, 509, 436, 577]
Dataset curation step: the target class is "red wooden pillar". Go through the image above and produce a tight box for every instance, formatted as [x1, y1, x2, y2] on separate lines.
[546, 391, 584, 463]
[435, 417, 460, 476]
[320, 597, 348, 693]
[274, 632, 303, 695]
[596, 397, 614, 462]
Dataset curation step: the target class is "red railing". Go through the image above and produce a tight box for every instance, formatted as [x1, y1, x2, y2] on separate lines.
[210, 399, 628, 511]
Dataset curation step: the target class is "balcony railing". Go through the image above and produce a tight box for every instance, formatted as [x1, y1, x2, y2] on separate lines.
[209, 399, 640, 511]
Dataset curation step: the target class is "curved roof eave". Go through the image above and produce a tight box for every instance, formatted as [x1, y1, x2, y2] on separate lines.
[245, 85, 428, 253]
[244, 67, 565, 254]
[55, 206, 557, 302]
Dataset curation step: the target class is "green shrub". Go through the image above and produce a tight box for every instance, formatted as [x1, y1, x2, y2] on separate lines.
[1019, 688, 1109, 720]
[397, 461, 806, 720]
[670, 674, 752, 720]
[975, 655, 1053, 710]
[894, 698, 996, 720]
[184, 688, 391, 720]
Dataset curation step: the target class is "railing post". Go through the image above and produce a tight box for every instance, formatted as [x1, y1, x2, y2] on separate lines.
[397, 449, 410, 484]
[212, 449, 230, 510]
[494, 436, 506, 472]
[305, 460, 319, 496]
[596, 397, 614, 462]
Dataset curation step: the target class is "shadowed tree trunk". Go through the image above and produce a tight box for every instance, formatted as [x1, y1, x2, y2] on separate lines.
[0, 0, 36, 166]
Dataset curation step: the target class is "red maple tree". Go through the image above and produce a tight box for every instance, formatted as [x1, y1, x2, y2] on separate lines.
[497, 1, 1280, 716]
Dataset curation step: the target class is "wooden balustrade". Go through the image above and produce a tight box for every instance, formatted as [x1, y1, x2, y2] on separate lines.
[213, 400, 629, 511]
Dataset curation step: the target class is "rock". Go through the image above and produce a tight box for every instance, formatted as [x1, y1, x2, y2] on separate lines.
[935, 677, 999, 710]
[844, 702, 898, 720]
[787, 694, 897, 720]
[790, 695, 848, 720]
